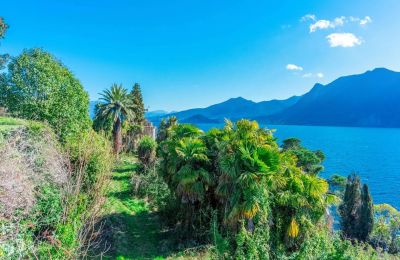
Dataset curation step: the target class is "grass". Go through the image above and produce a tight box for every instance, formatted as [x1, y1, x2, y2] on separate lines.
[0, 116, 25, 130]
[96, 155, 210, 260]
[0, 116, 26, 143]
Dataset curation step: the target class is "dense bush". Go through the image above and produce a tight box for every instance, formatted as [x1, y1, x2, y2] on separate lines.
[157, 120, 335, 258]
[0, 120, 114, 259]
[137, 136, 157, 171]
[0, 48, 91, 142]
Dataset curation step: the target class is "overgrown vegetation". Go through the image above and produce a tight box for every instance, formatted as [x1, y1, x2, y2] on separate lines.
[1, 15, 399, 260]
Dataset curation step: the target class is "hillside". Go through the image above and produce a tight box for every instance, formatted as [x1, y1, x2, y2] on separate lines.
[266, 68, 400, 127]
[147, 96, 300, 124]
[148, 68, 400, 128]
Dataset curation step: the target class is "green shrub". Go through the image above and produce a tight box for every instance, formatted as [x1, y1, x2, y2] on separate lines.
[137, 136, 157, 171]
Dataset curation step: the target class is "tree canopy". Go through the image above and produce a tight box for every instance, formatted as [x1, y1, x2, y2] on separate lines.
[0, 48, 91, 141]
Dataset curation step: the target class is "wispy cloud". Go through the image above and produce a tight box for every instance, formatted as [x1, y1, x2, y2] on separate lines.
[309, 16, 346, 32]
[302, 72, 324, 78]
[300, 14, 316, 22]
[286, 64, 303, 71]
[360, 16, 372, 25]
[305, 15, 372, 33]
[326, 33, 362, 47]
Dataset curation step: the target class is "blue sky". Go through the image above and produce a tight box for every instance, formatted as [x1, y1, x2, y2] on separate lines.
[2, 0, 400, 111]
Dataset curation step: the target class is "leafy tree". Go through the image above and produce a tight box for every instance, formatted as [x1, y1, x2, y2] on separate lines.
[95, 84, 134, 154]
[282, 138, 325, 175]
[156, 118, 168, 143]
[131, 83, 146, 125]
[0, 17, 7, 38]
[0, 17, 9, 70]
[282, 137, 301, 150]
[156, 116, 178, 143]
[0, 48, 91, 141]
[371, 204, 400, 253]
[359, 184, 374, 241]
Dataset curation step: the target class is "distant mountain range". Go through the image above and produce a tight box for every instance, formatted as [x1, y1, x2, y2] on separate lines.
[146, 96, 300, 124]
[146, 68, 400, 128]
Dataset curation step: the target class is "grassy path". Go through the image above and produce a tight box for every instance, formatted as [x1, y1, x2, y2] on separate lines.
[99, 156, 164, 260]
[97, 156, 208, 260]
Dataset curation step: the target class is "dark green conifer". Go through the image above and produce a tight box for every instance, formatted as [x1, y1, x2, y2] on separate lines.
[339, 174, 362, 240]
[131, 83, 145, 125]
[359, 184, 374, 241]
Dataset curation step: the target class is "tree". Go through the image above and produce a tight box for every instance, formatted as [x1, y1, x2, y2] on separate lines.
[339, 174, 362, 240]
[359, 184, 374, 241]
[0, 48, 91, 141]
[339, 174, 373, 242]
[282, 138, 325, 175]
[0, 17, 7, 38]
[282, 137, 301, 150]
[95, 84, 134, 154]
[131, 83, 146, 125]
[0, 17, 9, 70]
[371, 204, 400, 253]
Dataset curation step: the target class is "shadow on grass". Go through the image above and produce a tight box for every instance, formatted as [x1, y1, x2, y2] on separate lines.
[91, 211, 186, 259]
[113, 165, 136, 173]
[111, 174, 132, 181]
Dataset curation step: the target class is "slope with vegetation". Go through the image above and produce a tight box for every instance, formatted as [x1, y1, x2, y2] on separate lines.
[1, 15, 400, 259]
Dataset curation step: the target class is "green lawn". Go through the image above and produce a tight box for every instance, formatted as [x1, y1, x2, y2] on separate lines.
[97, 155, 210, 260]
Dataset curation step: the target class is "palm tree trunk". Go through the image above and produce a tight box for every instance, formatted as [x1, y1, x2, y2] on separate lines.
[113, 117, 122, 154]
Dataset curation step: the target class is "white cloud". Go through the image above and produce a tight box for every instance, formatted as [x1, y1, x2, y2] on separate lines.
[286, 64, 303, 71]
[305, 15, 372, 32]
[302, 72, 324, 78]
[310, 20, 331, 32]
[309, 16, 345, 32]
[301, 14, 316, 22]
[326, 33, 362, 47]
[360, 16, 372, 25]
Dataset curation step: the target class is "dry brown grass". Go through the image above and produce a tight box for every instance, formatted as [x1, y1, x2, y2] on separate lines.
[0, 126, 68, 220]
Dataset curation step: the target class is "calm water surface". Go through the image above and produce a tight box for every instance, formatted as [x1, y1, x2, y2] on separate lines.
[195, 124, 400, 209]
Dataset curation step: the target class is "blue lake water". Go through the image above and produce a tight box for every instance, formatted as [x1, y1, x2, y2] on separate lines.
[194, 123, 400, 209]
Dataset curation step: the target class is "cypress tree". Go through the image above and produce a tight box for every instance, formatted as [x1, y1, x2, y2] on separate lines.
[359, 184, 374, 241]
[339, 174, 362, 240]
[131, 83, 145, 125]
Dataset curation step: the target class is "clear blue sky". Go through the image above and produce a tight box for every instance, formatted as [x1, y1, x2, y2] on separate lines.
[2, 0, 400, 111]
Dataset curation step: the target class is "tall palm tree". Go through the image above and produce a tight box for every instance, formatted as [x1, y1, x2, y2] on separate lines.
[95, 84, 134, 154]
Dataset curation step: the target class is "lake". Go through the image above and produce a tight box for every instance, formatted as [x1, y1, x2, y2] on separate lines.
[194, 123, 400, 209]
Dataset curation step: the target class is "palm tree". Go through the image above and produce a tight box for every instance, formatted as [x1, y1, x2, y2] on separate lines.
[95, 84, 134, 154]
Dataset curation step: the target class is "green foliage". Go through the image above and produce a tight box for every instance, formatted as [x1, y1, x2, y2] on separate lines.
[157, 119, 334, 257]
[282, 137, 301, 150]
[282, 138, 325, 175]
[0, 48, 91, 142]
[359, 184, 374, 241]
[329, 174, 347, 187]
[94, 84, 135, 153]
[66, 129, 114, 192]
[130, 83, 146, 125]
[0, 17, 7, 38]
[137, 136, 157, 170]
[339, 174, 374, 242]
[371, 204, 400, 253]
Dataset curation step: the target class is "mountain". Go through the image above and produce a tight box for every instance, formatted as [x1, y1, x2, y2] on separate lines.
[265, 68, 400, 127]
[181, 114, 221, 124]
[147, 96, 300, 124]
[145, 110, 169, 118]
